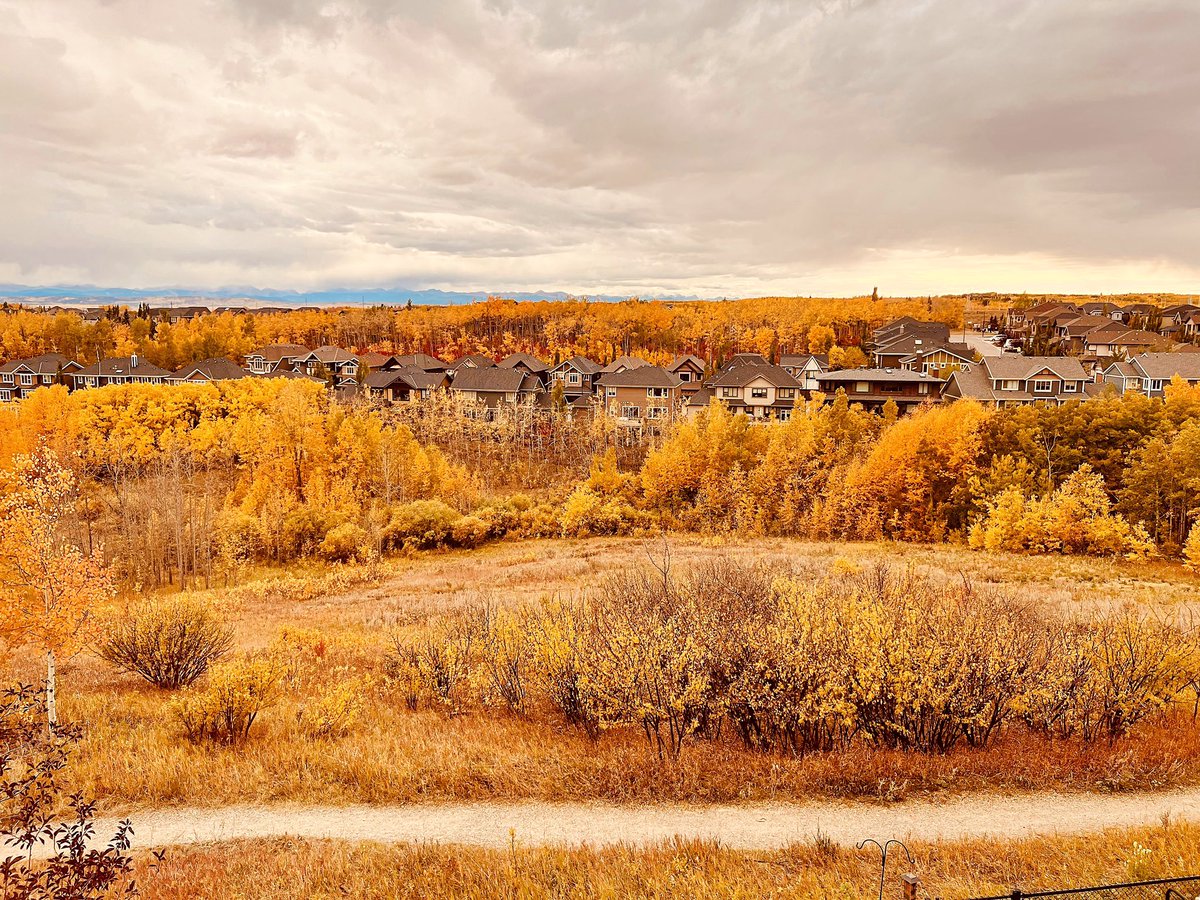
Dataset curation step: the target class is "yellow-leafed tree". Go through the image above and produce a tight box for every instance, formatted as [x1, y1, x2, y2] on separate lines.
[0, 447, 115, 727]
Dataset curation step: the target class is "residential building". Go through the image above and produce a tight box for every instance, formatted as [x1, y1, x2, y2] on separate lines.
[170, 358, 248, 383]
[1102, 352, 1200, 398]
[391, 353, 446, 372]
[667, 355, 706, 395]
[297, 346, 360, 383]
[599, 355, 652, 375]
[0, 353, 80, 402]
[779, 354, 828, 391]
[70, 355, 172, 389]
[549, 356, 603, 400]
[497, 353, 550, 383]
[447, 354, 495, 375]
[720, 352, 770, 370]
[709, 364, 803, 420]
[245, 343, 309, 374]
[449, 366, 543, 408]
[364, 367, 449, 402]
[943, 356, 1094, 406]
[814, 369, 944, 413]
[596, 366, 683, 424]
[1080, 326, 1168, 357]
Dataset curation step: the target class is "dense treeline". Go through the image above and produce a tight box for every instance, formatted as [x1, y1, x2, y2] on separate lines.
[0, 296, 966, 368]
[4, 378, 1200, 585]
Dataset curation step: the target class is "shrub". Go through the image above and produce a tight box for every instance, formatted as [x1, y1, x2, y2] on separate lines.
[297, 672, 374, 739]
[383, 500, 462, 550]
[1185, 521, 1200, 571]
[172, 656, 284, 744]
[319, 522, 371, 562]
[99, 596, 234, 689]
[451, 515, 492, 549]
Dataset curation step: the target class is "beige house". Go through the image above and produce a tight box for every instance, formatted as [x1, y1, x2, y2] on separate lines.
[597, 366, 683, 424]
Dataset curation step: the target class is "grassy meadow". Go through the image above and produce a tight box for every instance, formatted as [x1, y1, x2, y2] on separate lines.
[6, 537, 1200, 815]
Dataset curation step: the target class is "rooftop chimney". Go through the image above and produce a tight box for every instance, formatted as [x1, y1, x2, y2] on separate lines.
[131, 353, 138, 369]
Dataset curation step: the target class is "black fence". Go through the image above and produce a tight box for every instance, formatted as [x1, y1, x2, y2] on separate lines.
[965, 876, 1200, 900]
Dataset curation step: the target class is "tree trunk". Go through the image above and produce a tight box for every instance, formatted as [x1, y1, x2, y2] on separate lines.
[46, 648, 57, 730]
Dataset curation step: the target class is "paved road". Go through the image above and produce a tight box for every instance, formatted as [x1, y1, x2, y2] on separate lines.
[37, 789, 1200, 855]
[962, 332, 1005, 357]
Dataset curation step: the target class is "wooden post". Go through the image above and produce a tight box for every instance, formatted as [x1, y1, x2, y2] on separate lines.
[901, 874, 920, 900]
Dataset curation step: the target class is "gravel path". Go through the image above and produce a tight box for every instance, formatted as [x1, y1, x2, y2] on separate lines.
[49, 789, 1200, 856]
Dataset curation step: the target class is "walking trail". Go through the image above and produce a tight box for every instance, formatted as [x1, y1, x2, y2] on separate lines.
[60, 788, 1200, 856]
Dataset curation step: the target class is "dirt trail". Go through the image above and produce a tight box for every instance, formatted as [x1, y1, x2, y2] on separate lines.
[55, 789, 1200, 856]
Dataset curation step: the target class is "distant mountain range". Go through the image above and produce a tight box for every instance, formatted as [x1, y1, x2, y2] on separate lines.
[0, 284, 703, 306]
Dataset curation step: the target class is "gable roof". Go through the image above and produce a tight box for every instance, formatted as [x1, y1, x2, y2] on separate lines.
[451, 367, 540, 393]
[600, 355, 652, 374]
[448, 354, 496, 372]
[1130, 352, 1200, 380]
[364, 366, 447, 391]
[553, 356, 603, 375]
[983, 356, 1088, 381]
[73, 356, 173, 379]
[248, 343, 309, 362]
[711, 364, 803, 389]
[358, 352, 399, 369]
[392, 353, 445, 371]
[668, 354, 705, 372]
[498, 352, 549, 373]
[172, 358, 248, 381]
[597, 366, 683, 389]
[0, 353, 78, 376]
[304, 345, 358, 364]
[779, 354, 829, 369]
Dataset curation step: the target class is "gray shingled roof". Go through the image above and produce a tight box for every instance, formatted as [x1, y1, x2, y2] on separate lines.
[983, 356, 1088, 381]
[1131, 352, 1200, 380]
[249, 343, 308, 362]
[172, 358, 248, 381]
[0, 353, 76, 375]
[596, 366, 682, 388]
[498, 352, 549, 373]
[451, 367, 535, 392]
[392, 353, 445, 371]
[73, 356, 173, 378]
[554, 355, 603, 375]
[669, 354, 705, 371]
[600, 355, 652, 374]
[711, 364, 803, 389]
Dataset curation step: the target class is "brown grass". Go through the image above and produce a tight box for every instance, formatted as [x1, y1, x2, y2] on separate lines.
[6, 537, 1200, 813]
[133, 819, 1200, 899]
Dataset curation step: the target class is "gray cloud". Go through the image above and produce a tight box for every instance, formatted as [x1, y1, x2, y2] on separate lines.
[0, 0, 1197, 295]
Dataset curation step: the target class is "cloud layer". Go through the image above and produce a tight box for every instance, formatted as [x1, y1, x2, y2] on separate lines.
[1, 0, 1197, 296]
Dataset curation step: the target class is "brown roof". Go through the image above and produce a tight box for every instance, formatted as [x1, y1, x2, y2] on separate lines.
[597, 366, 683, 389]
[172, 358, 248, 381]
[498, 353, 549, 373]
[451, 367, 540, 393]
[711, 364, 803, 389]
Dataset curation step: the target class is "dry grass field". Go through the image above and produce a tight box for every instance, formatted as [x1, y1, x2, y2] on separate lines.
[131, 819, 1200, 899]
[5, 537, 1200, 815]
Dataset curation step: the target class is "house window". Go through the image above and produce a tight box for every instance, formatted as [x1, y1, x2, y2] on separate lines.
[19, 374, 32, 386]
[1032, 380, 1053, 393]
[606, 388, 617, 398]
[750, 387, 768, 399]
[647, 406, 666, 419]
[919, 383, 929, 394]
[1002, 380, 1019, 391]
[568, 372, 580, 384]
[1063, 381, 1077, 393]
[621, 404, 640, 418]
[41, 375, 52, 383]
[778, 388, 795, 399]
[855, 382, 870, 393]
[1151, 379, 1164, 391]
[721, 387, 738, 398]
[0, 374, 10, 384]
[678, 371, 691, 382]
[0, 390, 9, 402]
[647, 387, 668, 398]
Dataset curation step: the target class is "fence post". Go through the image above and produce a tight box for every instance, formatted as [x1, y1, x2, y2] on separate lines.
[901, 874, 921, 900]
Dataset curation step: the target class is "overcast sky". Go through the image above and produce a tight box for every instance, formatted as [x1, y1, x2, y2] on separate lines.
[1, 0, 1197, 297]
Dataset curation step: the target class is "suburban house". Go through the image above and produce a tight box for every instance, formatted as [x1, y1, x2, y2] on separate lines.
[146, 305, 210, 323]
[357, 352, 402, 371]
[943, 356, 1094, 407]
[667, 355, 706, 395]
[1007, 302, 1080, 337]
[870, 319, 959, 369]
[297, 346, 360, 383]
[245, 343, 309, 374]
[364, 367, 450, 402]
[0, 353, 80, 402]
[497, 353, 550, 384]
[549, 356, 604, 400]
[814, 369, 944, 413]
[1080, 325, 1168, 357]
[1102, 352, 1200, 398]
[708, 364, 804, 420]
[449, 366, 544, 408]
[70, 355, 173, 389]
[170, 358, 249, 383]
[1078, 302, 1126, 320]
[872, 317, 950, 345]
[447, 354, 495, 375]
[898, 343, 975, 375]
[596, 366, 683, 424]
[600, 355, 652, 375]
[391, 353, 447, 372]
[779, 354, 829, 391]
[720, 352, 771, 371]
